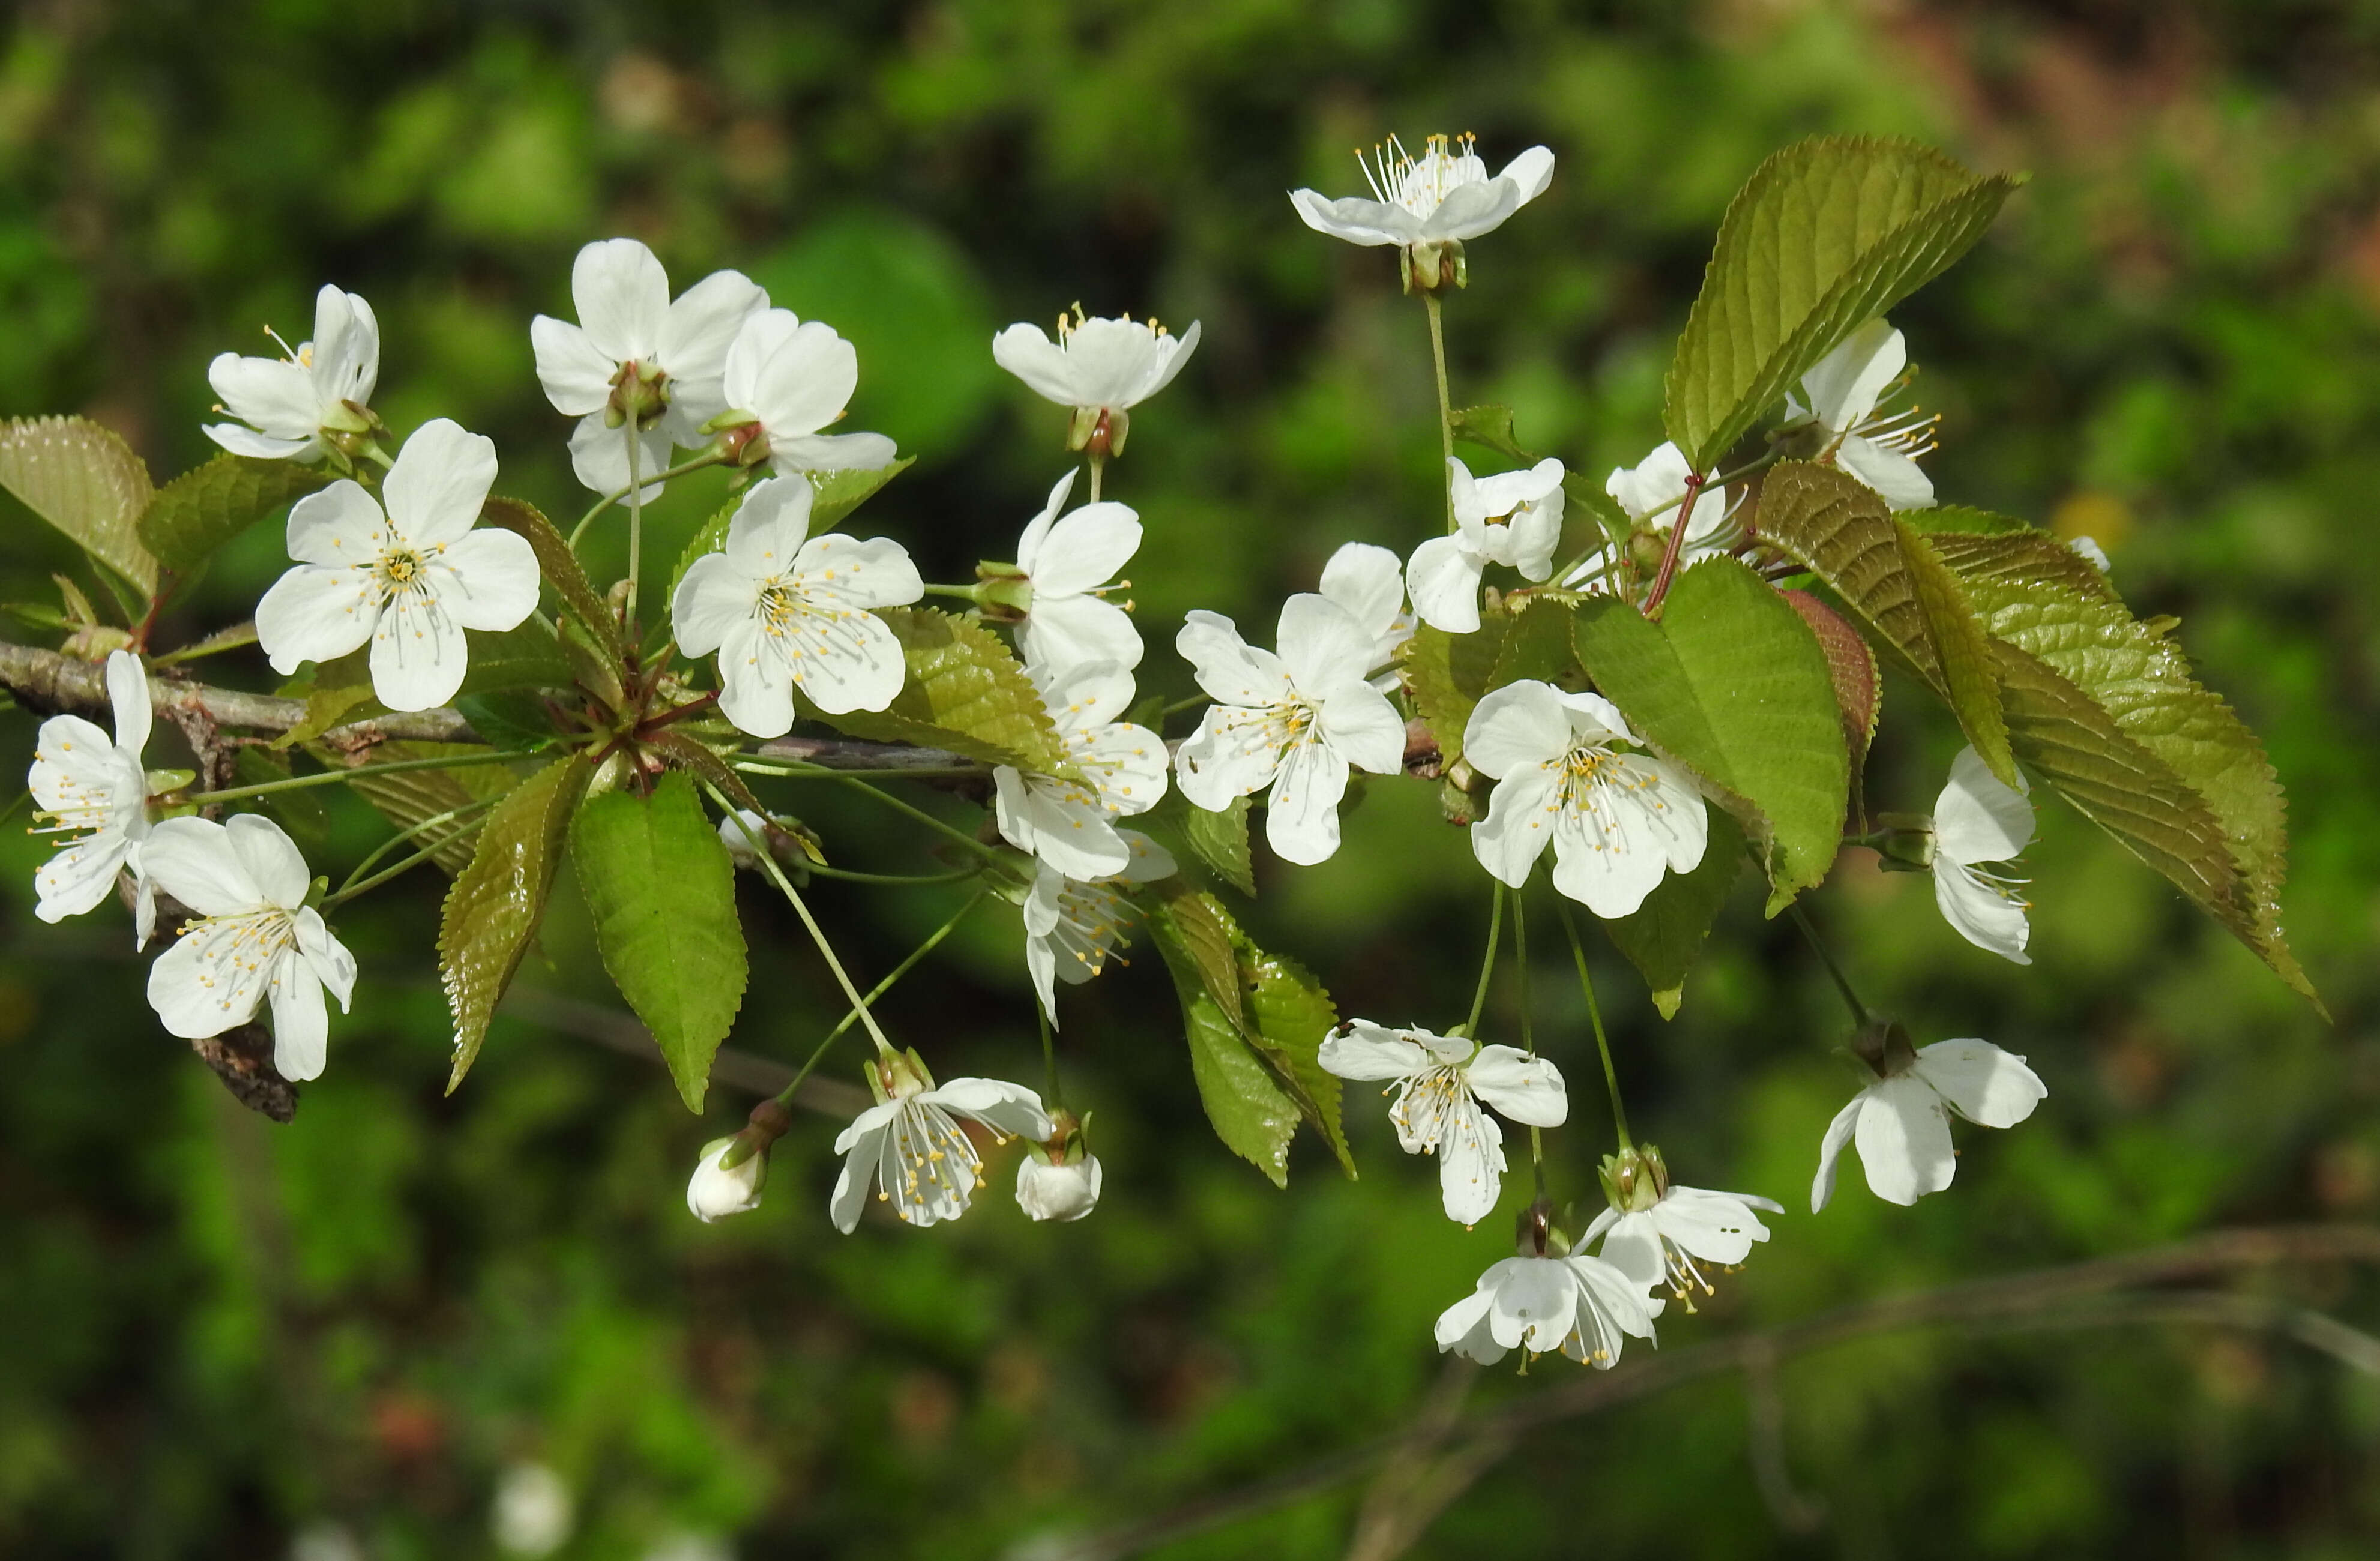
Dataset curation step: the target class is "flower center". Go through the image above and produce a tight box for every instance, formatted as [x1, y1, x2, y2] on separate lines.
[378, 547, 427, 589]
[1357, 132, 1486, 217]
[181, 908, 298, 1012]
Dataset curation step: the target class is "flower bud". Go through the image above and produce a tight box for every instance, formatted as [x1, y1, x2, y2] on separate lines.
[1867, 810, 1937, 873]
[1596, 1141, 1671, 1214]
[685, 1134, 768, 1222]
[1016, 1150, 1103, 1221]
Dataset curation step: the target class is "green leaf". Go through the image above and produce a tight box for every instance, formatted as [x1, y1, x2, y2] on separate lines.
[1175, 973, 1298, 1188]
[1926, 529, 2117, 604]
[1780, 588, 1881, 793]
[1664, 137, 2021, 472]
[1571, 556, 1849, 910]
[1399, 610, 1510, 770]
[1908, 504, 2038, 537]
[1898, 520, 2017, 785]
[667, 459, 914, 604]
[1491, 595, 1579, 690]
[810, 606, 1067, 771]
[454, 690, 561, 753]
[1450, 404, 1535, 466]
[1600, 810, 1746, 1018]
[0, 416, 160, 597]
[481, 496, 623, 659]
[440, 757, 592, 1090]
[571, 772, 750, 1111]
[309, 741, 516, 874]
[136, 454, 330, 571]
[273, 649, 381, 750]
[1240, 946, 1355, 1178]
[1184, 795, 1256, 896]
[1148, 891, 1245, 1032]
[454, 619, 576, 695]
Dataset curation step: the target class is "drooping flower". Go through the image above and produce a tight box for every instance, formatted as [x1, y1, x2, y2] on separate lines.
[1292, 134, 1555, 276]
[255, 418, 541, 713]
[1464, 680, 1708, 918]
[142, 813, 358, 1083]
[1173, 594, 1407, 865]
[1318, 1020, 1567, 1226]
[992, 308, 1202, 456]
[1582, 1144, 1781, 1308]
[1025, 828, 1176, 1026]
[717, 307, 899, 477]
[1016, 1152, 1104, 1223]
[1786, 318, 1937, 510]
[685, 1135, 769, 1222]
[1003, 469, 1143, 675]
[1434, 1250, 1661, 1369]
[830, 1049, 1053, 1232]
[670, 474, 923, 736]
[994, 661, 1168, 880]
[1407, 457, 1565, 633]
[204, 284, 381, 463]
[1318, 541, 1414, 690]
[530, 238, 766, 499]
[29, 649, 156, 945]
[1930, 745, 2035, 964]
[1562, 442, 1733, 593]
[1811, 1027, 2046, 1211]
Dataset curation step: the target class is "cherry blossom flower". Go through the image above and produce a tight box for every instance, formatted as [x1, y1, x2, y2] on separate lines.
[1173, 594, 1407, 865]
[992, 308, 1201, 456]
[205, 284, 381, 463]
[995, 661, 1168, 880]
[685, 1135, 768, 1222]
[718, 307, 899, 477]
[1292, 134, 1555, 256]
[1016, 1153, 1103, 1222]
[670, 474, 923, 737]
[1464, 680, 1708, 918]
[830, 1050, 1052, 1232]
[1025, 829, 1176, 1027]
[1582, 1144, 1780, 1308]
[29, 649, 155, 945]
[1787, 318, 1937, 510]
[531, 237, 765, 499]
[1562, 442, 1734, 592]
[1318, 1020, 1567, 1226]
[1407, 457, 1565, 633]
[1005, 469, 1143, 675]
[1931, 746, 2035, 964]
[142, 813, 357, 1083]
[1434, 1251, 1661, 1369]
[255, 418, 541, 712]
[1812, 1030, 2046, 1211]
[1318, 541, 1414, 689]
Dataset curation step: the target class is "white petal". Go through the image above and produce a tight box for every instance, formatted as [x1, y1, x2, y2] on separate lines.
[567, 413, 672, 501]
[1028, 502, 1140, 597]
[1421, 178, 1522, 242]
[105, 649, 150, 758]
[1471, 762, 1559, 888]
[1799, 320, 1904, 432]
[1651, 1187, 1774, 1266]
[1486, 1256, 1580, 1353]
[991, 323, 1084, 405]
[35, 834, 132, 922]
[1433, 1284, 1505, 1363]
[1436, 1093, 1507, 1227]
[1496, 145, 1556, 205]
[267, 952, 330, 1081]
[767, 430, 899, 476]
[369, 582, 472, 711]
[571, 237, 669, 363]
[1836, 436, 1935, 510]
[783, 603, 906, 717]
[208, 354, 322, 439]
[1273, 592, 1370, 694]
[1465, 1045, 1567, 1127]
[1318, 542, 1406, 641]
[1315, 684, 1406, 777]
[1912, 1038, 2047, 1129]
[293, 906, 357, 1011]
[1595, 1215, 1669, 1294]
[1175, 610, 1292, 708]
[226, 813, 310, 908]
[722, 477, 815, 571]
[1404, 533, 1483, 634]
[1316, 1023, 1432, 1081]
[1139, 320, 1199, 400]
[1011, 470, 1076, 574]
[1856, 1074, 1957, 1205]
[1461, 681, 1571, 778]
[670, 554, 749, 657]
[746, 317, 859, 438]
[147, 917, 271, 1038]
[1052, 317, 1161, 408]
[1933, 861, 2032, 964]
[1936, 745, 2033, 863]
[204, 423, 316, 460]
[1810, 1094, 1864, 1213]
[428, 529, 542, 633]
[657, 269, 766, 381]
[139, 816, 262, 916]
[1288, 189, 1420, 247]
[530, 316, 618, 415]
[1174, 706, 1283, 811]
[382, 418, 499, 547]
[255, 565, 378, 676]
[829, 1124, 888, 1233]
[1020, 595, 1142, 678]
[1606, 442, 1698, 522]
[1263, 738, 1349, 865]
[925, 1077, 1053, 1142]
[286, 480, 390, 567]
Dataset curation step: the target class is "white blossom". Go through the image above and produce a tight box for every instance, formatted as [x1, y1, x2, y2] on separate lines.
[2070, 535, 2112, 573]
[685, 1135, 768, 1223]
[1292, 134, 1554, 250]
[830, 1056, 1052, 1232]
[531, 237, 766, 498]
[719, 307, 899, 477]
[1812, 1036, 2046, 1211]
[1585, 1176, 1782, 1306]
[205, 284, 380, 462]
[1318, 541, 1414, 691]
[1009, 469, 1143, 675]
[1016, 1152, 1104, 1223]
[670, 474, 923, 737]
[992, 310, 1201, 426]
[1930, 745, 2034, 964]
[254, 418, 541, 712]
[1173, 594, 1407, 865]
[1464, 680, 1708, 918]
[1434, 1251, 1661, 1369]
[1787, 318, 1936, 510]
[1562, 441, 1733, 592]
[995, 661, 1168, 880]
[717, 808, 771, 869]
[491, 1463, 574, 1557]
[29, 649, 155, 945]
[1318, 1021, 1566, 1226]
[1025, 829, 1176, 1027]
[1407, 457, 1565, 633]
[142, 813, 357, 1083]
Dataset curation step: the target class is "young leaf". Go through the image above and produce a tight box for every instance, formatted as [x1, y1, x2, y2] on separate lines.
[1240, 946, 1355, 1178]
[1897, 520, 2017, 785]
[1571, 557, 1849, 910]
[1149, 890, 1246, 1031]
[0, 416, 160, 597]
[273, 648, 380, 750]
[668, 458, 915, 603]
[309, 741, 516, 873]
[481, 496, 624, 659]
[440, 756, 592, 1091]
[1908, 504, 2038, 537]
[810, 606, 1067, 771]
[454, 619, 576, 695]
[1174, 975, 1297, 1188]
[1664, 137, 2022, 472]
[137, 454, 329, 571]
[1926, 529, 2116, 603]
[1781, 588, 1881, 808]
[1400, 610, 1510, 769]
[1600, 809, 1746, 1018]
[1450, 405, 1536, 466]
[571, 772, 750, 1112]
[1490, 595, 1579, 691]
[1184, 795, 1257, 896]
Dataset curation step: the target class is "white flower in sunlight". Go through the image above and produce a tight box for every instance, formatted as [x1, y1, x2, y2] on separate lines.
[1583, 1147, 1780, 1309]
[1562, 441, 1733, 592]
[720, 307, 899, 477]
[1292, 134, 1555, 250]
[1786, 318, 1938, 511]
[1812, 1033, 2046, 1211]
[995, 662, 1169, 880]
[1010, 469, 1143, 674]
[1464, 680, 1707, 918]
[831, 1053, 1052, 1232]
[1318, 541, 1414, 690]
[685, 1135, 769, 1223]
[2070, 535, 2112, 573]
[1173, 594, 1407, 865]
[1930, 745, 2035, 964]
[671, 474, 923, 736]
[1016, 1151, 1104, 1223]
[1407, 457, 1565, 633]
[205, 284, 380, 462]
[1318, 1021, 1567, 1227]
[1025, 829, 1176, 1027]
[254, 418, 541, 712]
[531, 237, 767, 498]
[1434, 1251, 1660, 1369]
[29, 649, 155, 945]
[992, 308, 1201, 448]
[142, 814, 357, 1084]
[492, 1461, 574, 1557]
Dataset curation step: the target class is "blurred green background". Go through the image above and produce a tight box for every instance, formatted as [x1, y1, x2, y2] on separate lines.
[4, 1, 2379, 1556]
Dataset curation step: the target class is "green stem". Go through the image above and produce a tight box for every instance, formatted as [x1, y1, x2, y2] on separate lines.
[803, 862, 981, 888]
[774, 888, 991, 1110]
[334, 795, 499, 894]
[1036, 995, 1064, 1110]
[734, 760, 992, 783]
[1787, 901, 1871, 1026]
[181, 749, 517, 806]
[1513, 888, 1547, 1184]
[322, 816, 489, 906]
[1556, 900, 1629, 1149]
[1160, 694, 1208, 720]
[712, 784, 897, 1052]
[623, 425, 645, 631]
[568, 450, 728, 550]
[1088, 453, 1106, 504]
[919, 583, 985, 603]
[1463, 883, 1504, 1036]
[1423, 290, 1456, 532]
[821, 772, 1010, 864]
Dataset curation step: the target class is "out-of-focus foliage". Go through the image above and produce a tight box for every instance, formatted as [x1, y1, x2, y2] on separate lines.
[2, 1, 2379, 1556]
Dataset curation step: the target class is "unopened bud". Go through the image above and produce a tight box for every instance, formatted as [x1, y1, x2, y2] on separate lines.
[1597, 1142, 1670, 1214]
[1016, 1152, 1103, 1222]
[686, 1133, 770, 1222]
[1868, 811, 1937, 873]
